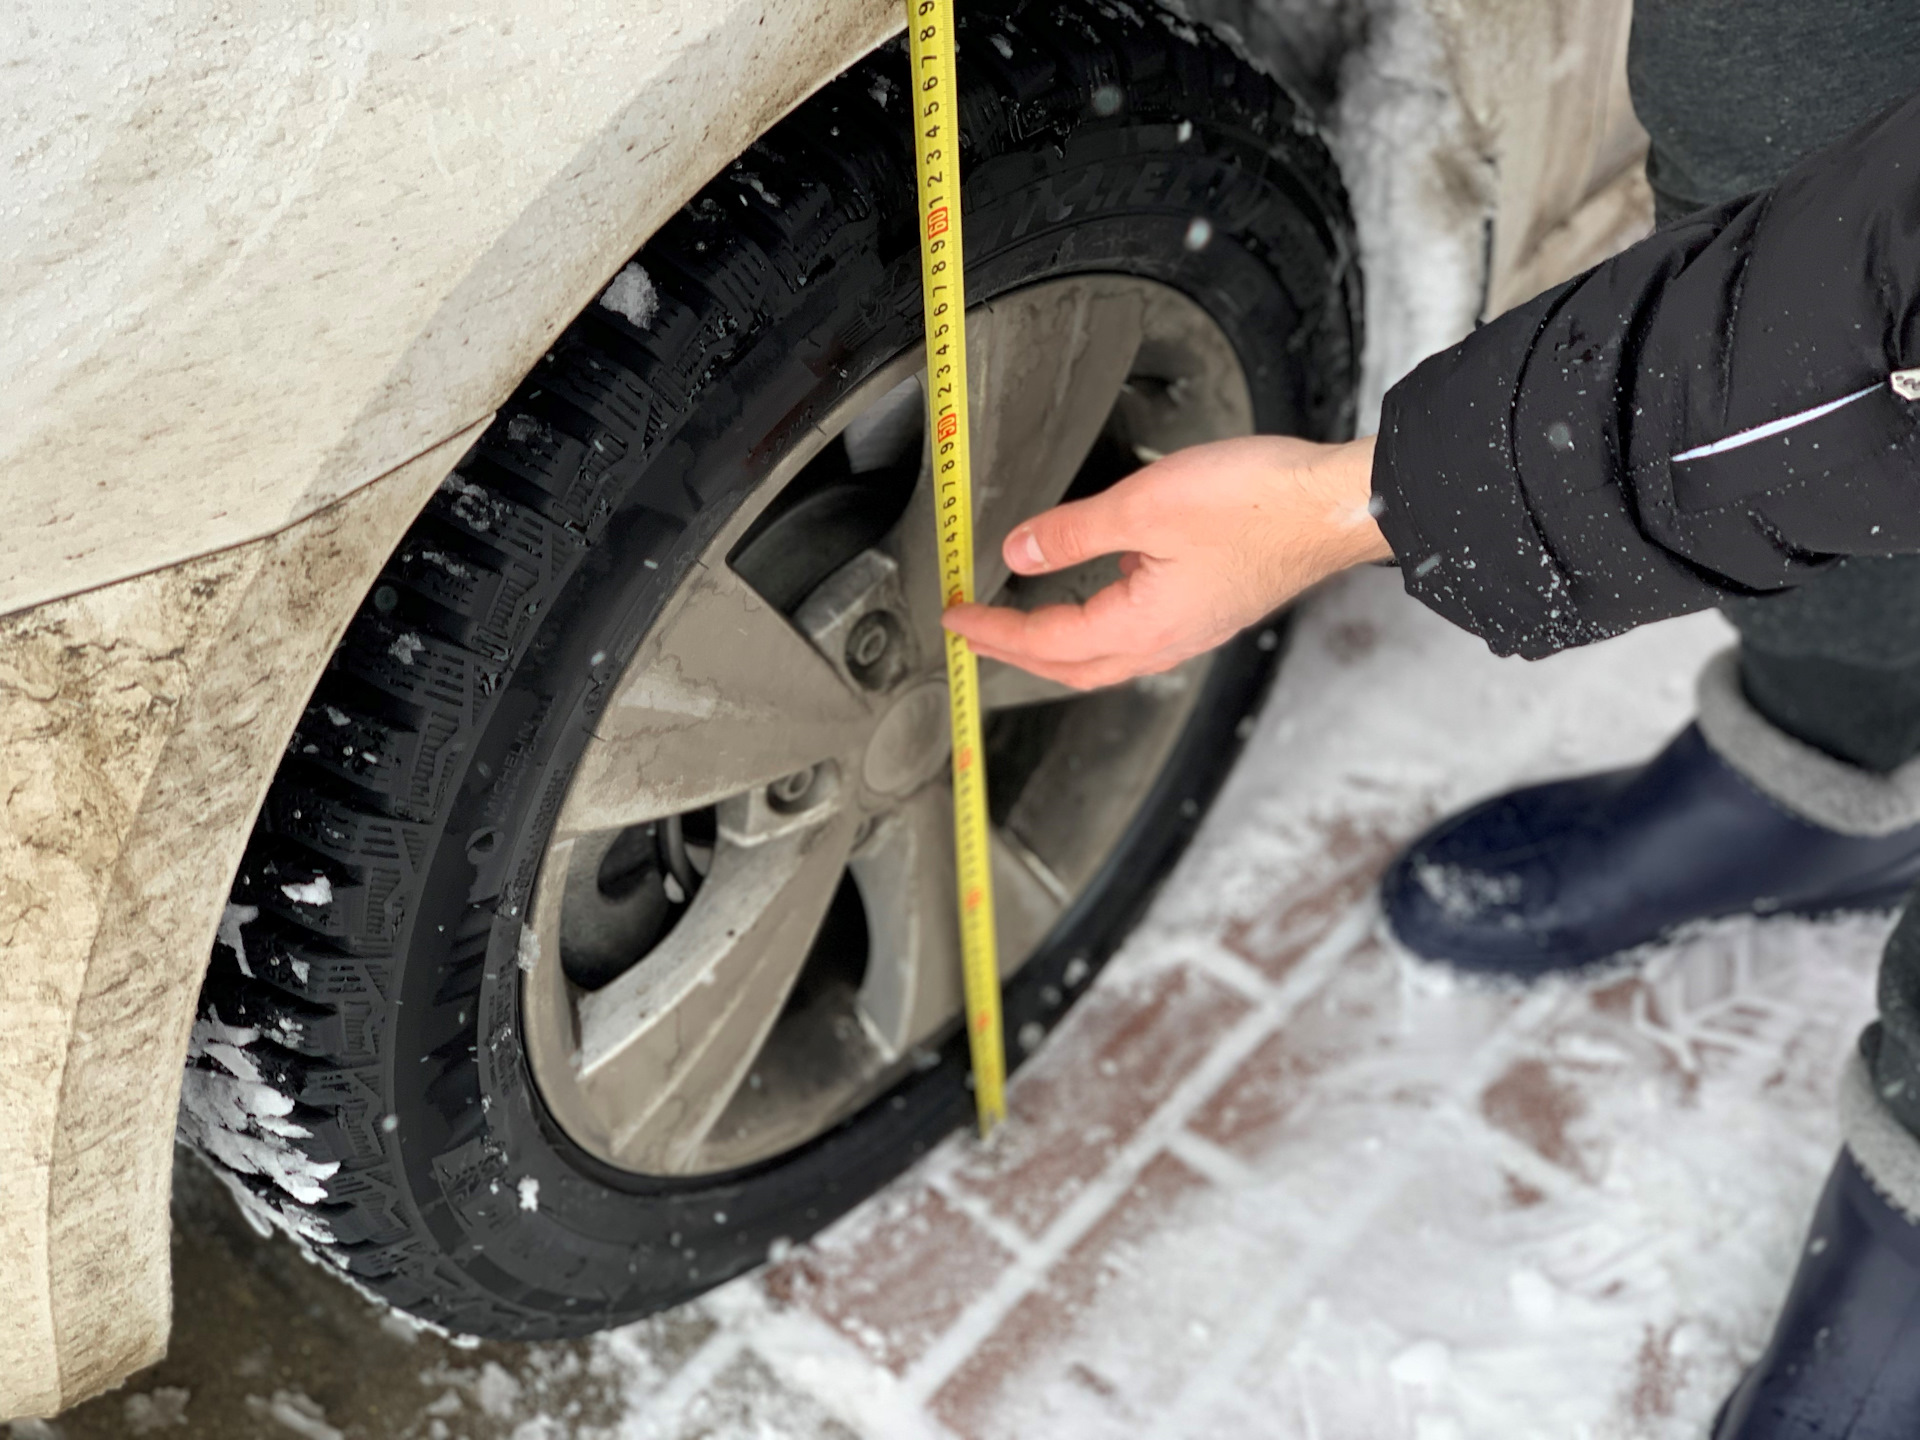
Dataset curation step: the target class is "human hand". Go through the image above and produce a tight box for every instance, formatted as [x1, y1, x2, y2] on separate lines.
[943, 434, 1388, 690]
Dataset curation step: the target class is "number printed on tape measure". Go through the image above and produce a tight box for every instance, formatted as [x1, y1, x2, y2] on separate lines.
[907, 0, 1007, 1136]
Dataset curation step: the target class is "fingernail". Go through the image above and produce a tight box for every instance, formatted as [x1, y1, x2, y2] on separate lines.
[1013, 527, 1044, 570]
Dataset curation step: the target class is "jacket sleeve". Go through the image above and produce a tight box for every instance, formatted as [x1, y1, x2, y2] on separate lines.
[1371, 91, 1920, 660]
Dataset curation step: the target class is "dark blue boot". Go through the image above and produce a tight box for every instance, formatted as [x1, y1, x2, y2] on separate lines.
[1380, 725, 1920, 979]
[1715, 1150, 1920, 1438]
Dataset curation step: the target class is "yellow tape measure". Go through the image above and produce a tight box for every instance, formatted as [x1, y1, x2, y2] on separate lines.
[906, 0, 1006, 1138]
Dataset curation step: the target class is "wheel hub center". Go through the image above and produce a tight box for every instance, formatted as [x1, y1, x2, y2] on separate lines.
[861, 678, 952, 797]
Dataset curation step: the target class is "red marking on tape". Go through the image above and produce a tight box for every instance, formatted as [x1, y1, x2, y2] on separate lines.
[927, 206, 950, 239]
[972, 1011, 993, 1034]
[937, 412, 959, 442]
[964, 886, 983, 911]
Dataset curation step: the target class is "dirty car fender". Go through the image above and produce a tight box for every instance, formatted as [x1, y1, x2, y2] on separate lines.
[0, 0, 896, 1417]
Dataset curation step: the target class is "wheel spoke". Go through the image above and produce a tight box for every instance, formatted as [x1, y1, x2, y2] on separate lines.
[967, 278, 1146, 600]
[853, 786, 1071, 1058]
[850, 786, 963, 1058]
[557, 560, 873, 840]
[991, 824, 1070, 970]
[886, 279, 1145, 647]
[571, 806, 861, 1173]
[1000, 660, 1207, 893]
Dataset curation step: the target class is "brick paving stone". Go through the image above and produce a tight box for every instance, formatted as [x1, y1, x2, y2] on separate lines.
[1192, 1111, 1695, 1440]
[1479, 915, 1889, 1190]
[1187, 939, 1523, 1220]
[1480, 1056, 1597, 1181]
[762, 1182, 1014, 1374]
[1203, 913, 1884, 1440]
[950, 961, 1252, 1237]
[1220, 808, 1426, 982]
[931, 1150, 1289, 1440]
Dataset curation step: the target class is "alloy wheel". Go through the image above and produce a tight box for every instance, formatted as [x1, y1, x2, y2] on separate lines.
[522, 274, 1253, 1175]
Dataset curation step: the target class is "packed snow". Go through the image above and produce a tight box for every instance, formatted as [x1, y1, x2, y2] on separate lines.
[599, 261, 660, 329]
[279, 876, 332, 907]
[177, 1014, 341, 1215]
[215, 902, 260, 977]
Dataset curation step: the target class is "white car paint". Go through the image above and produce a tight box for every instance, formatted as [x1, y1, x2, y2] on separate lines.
[0, 0, 1646, 1417]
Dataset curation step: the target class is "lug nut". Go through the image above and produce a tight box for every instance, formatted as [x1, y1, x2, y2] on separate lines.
[847, 613, 891, 669]
[769, 768, 815, 806]
[845, 610, 905, 690]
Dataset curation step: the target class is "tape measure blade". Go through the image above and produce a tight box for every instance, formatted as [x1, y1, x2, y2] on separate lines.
[906, 0, 1007, 1139]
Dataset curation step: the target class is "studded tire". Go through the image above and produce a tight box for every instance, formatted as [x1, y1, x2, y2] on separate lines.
[180, 0, 1359, 1340]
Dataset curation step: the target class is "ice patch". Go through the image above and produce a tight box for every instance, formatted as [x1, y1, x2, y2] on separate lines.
[989, 32, 1015, 59]
[246, 1390, 344, 1440]
[599, 261, 659, 329]
[123, 1387, 191, 1433]
[281, 875, 333, 907]
[418, 548, 472, 579]
[440, 474, 498, 531]
[217, 902, 260, 977]
[389, 632, 424, 666]
[179, 1015, 340, 1208]
[474, 1362, 524, 1418]
[506, 412, 552, 446]
[323, 705, 350, 727]
[735, 169, 779, 207]
[518, 1177, 540, 1212]
[1316, 0, 1498, 430]
[1157, 9, 1201, 44]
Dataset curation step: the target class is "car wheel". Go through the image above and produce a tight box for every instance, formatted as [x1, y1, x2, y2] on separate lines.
[180, 0, 1359, 1339]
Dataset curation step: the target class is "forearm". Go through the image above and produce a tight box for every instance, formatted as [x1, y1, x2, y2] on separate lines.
[1373, 90, 1920, 659]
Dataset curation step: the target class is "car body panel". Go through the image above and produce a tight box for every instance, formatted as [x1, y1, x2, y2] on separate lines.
[0, 0, 1644, 1416]
[0, 426, 483, 1418]
[2, 0, 899, 621]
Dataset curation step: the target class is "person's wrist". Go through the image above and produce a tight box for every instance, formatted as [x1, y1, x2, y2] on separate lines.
[1301, 434, 1390, 568]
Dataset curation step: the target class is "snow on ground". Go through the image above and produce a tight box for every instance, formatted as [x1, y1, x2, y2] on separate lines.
[49, 570, 1885, 1440]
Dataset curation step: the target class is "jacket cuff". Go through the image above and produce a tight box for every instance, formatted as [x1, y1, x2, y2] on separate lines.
[1372, 247, 1729, 659]
[1370, 295, 1592, 660]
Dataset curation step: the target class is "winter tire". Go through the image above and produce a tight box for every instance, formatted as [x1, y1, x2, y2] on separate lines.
[180, 0, 1360, 1339]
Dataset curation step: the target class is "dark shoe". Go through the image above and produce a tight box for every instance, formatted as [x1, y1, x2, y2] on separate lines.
[1381, 725, 1920, 979]
[1715, 1150, 1920, 1438]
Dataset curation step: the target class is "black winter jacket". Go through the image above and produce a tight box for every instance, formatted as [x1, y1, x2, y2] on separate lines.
[1371, 91, 1920, 660]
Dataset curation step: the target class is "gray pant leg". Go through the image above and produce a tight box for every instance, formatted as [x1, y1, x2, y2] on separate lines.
[1849, 891, 1920, 1218]
[1866, 898, 1920, 1140]
[1725, 557, 1920, 774]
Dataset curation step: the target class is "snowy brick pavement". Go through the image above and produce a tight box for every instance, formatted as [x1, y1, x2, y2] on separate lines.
[42, 569, 1885, 1440]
